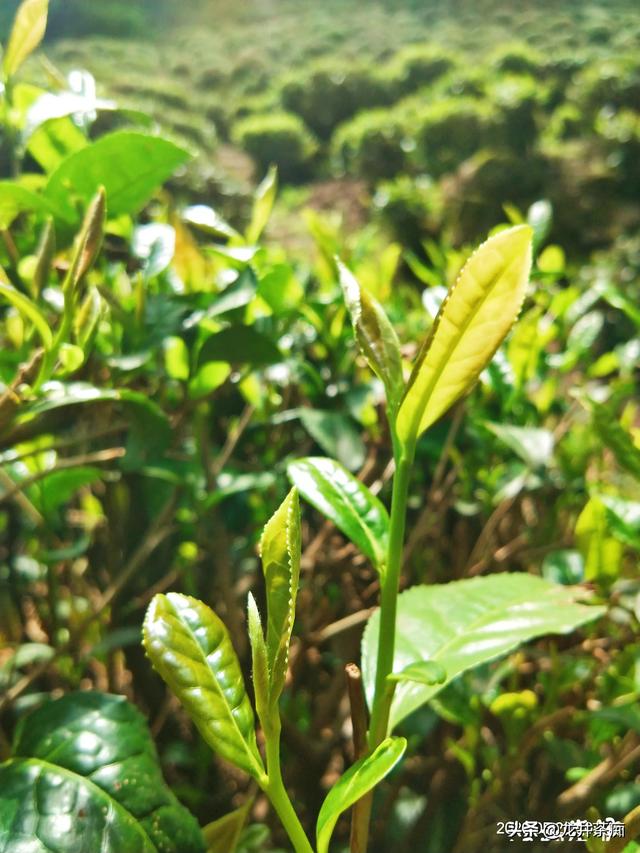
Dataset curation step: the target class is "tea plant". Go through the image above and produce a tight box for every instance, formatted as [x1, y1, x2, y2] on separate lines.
[142, 225, 604, 853]
[1, 1, 638, 851]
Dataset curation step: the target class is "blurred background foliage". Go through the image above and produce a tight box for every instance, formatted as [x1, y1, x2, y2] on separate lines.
[0, 1, 639, 851]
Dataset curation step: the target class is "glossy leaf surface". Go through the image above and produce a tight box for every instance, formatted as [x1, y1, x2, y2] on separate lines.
[288, 456, 389, 571]
[316, 737, 406, 853]
[45, 132, 190, 220]
[143, 593, 264, 779]
[259, 488, 301, 703]
[3, 0, 48, 80]
[0, 692, 205, 853]
[362, 574, 605, 730]
[396, 225, 533, 443]
[338, 261, 403, 413]
[247, 592, 269, 724]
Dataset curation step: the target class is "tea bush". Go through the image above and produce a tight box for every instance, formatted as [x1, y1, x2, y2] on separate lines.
[331, 109, 409, 181]
[233, 112, 317, 182]
[278, 60, 392, 140]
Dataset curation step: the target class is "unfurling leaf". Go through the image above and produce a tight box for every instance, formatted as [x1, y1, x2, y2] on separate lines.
[338, 261, 403, 414]
[288, 456, 389, 573]
[65, 186, 106, 293]
[362, 574, 605, 731]
[2, 0, 49, 80]
[247, 592, 270, 726]
[0, 692, 205, 853]
[259, 488, 301, 704]
[143, 593, 265, 780]
[32, 216, 56, 296]
[246, 165, 278, 244]
[396, 225, 533, 445]
[316, 737, 407, 853]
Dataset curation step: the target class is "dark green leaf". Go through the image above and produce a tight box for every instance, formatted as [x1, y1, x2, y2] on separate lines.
[486, 422, 554, 469]
[0, 692, 205, 852]
[288, 456, 388, 571]
[298, 409, 366, 472]
[198, 327, 281, 367]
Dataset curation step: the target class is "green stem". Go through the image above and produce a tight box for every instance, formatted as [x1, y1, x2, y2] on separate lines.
[368, 441, 414, 747]
[264, 722, 314, 853]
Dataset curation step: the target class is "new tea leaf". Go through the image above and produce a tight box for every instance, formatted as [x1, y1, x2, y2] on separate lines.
[396, 225, 533, 444]
[0, 692, 205, 853]
[288, 456, 389, 572]
[246, 165, 278, 244]
[338, 261, 403, 413]
[259, 488, 301, 704]
[2, 0, 48, 80]
[362, 574, 605, 731]
[143, 592, 264, 779]
[316, 737, 407, 853]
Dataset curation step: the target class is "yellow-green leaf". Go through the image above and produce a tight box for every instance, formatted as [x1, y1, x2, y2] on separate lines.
[0, 279, 52, 348]
[396, 225, 533, 444]
[2, 0, 48, 80]
[246, 165, 277, 245]
[576, 497, 623, 584]
[338, 261, 403, 413]
[259, 488, 301, 704]
[247, 592, 269, 727]
[316, 737, 407, 853]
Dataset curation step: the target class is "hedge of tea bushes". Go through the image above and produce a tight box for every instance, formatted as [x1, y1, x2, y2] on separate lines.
[40, 0, 640, 254]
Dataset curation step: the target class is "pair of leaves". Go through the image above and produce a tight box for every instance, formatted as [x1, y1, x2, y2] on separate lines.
[362, 573, 605, 731]
[248, 488, 302, 720]
[0, 692, 205, 853]
[341, 226, 533, 447]
[143, 490, 303, 778]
